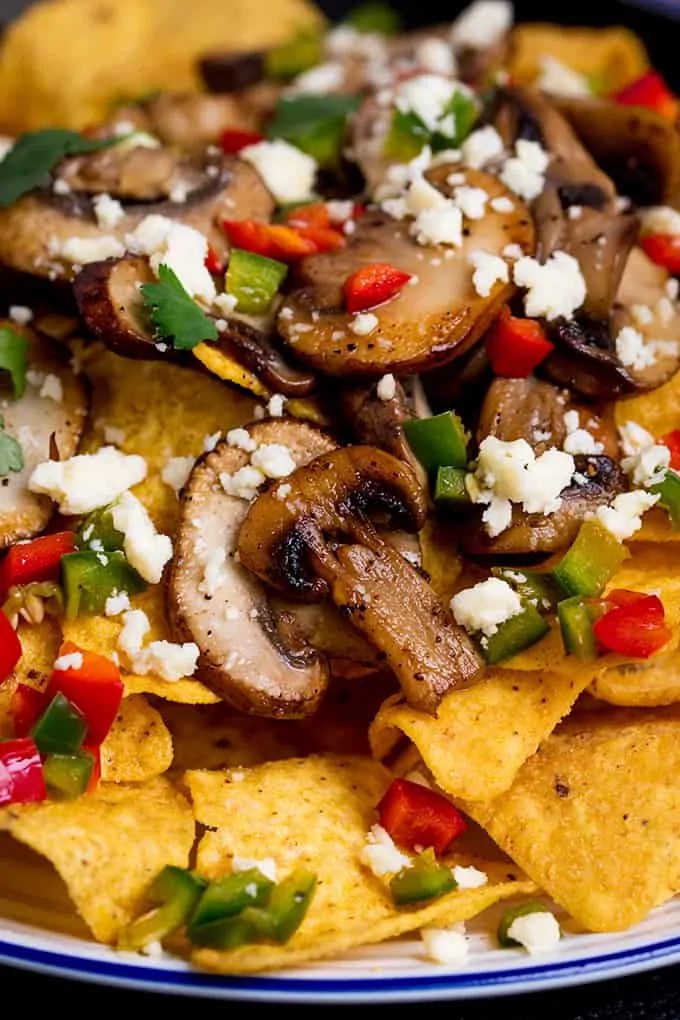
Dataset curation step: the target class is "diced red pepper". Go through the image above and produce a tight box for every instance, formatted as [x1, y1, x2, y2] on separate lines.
[343, 262, 412, 313]
[223, 220, 318, 261]
[286, 202, 331, 229]
[10, 683, 45, 736]
[378, 777, 468, 856]
[485, 307, 555, 377]
[0, 531, 76, 600]
[205, 244, 225, 276]
[604, 589, 651, 608]
[0, 737, 46, 806]
[295, 225, 345, 253]
[219, 129, 264, 155]
[0, 611, 21, 684]
[593, 593, 672, 658]
[659, 429, 680, 471]
[45, 641, 123, 747]
[614, 71, 677, 121]
[640, 234, 680, 275]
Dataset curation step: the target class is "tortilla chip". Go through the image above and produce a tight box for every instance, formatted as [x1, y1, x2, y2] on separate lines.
[591, 653, 680, 707]
[419, 519, 465, 605]
[509, 23, 648, 94]
[0, 617, 62, 736]
[370, 665, 593, 802]
[100, 695, 174, 782]
[0, 833, 91, 938]
[186, 756, 536, 974]
[616, 369, 680, 451]
[0, 776, 195, 942]
[464, 706, 680, 932]
[0, 0, 325, 132]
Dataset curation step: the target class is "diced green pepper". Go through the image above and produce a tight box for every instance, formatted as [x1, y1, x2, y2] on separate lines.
[30, 692, 87, 755]
[226, 249, 288, 315]
[345, 1, 402, 34]
[61, 550, 146, 620]
[492, 568, 561, 612]
[265, 95, 360, 168]
[481, 603, 550, 666]
[383, 109, 429, 161]
[247, 868, 317, 943]
[651, 469, 680, 529]
[42, 749, 95, 800]
[434, 466, 470, 507]
[434, 89, 477, 149]
[403, 412, 469, 474]
[390, 847, 456, 906]
[117, 866, 207, 951]
[187, 868, 275, 945]
[497, 901, 558, 948]
[264, 30, 323, 81]
[76, 505, 124, 552]
[557, 596, 600, 660]
[0, 326, 28, 399]
[552, 520, 628, 598]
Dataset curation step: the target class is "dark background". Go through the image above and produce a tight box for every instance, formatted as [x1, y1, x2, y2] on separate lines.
[2, 0, 680, 1014]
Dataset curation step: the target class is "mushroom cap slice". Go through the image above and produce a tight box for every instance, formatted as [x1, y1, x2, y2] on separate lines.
[0, 153, 273, 282]
[276, 168, 534, 378]
[0, 324, 88, 547]
[113, 92, 265, 150]
[168, 419, 338, 718]
[237, 445, 484, 713]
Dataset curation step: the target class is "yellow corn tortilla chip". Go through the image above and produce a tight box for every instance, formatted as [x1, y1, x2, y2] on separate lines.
[464, 706, 680, 932]
[186, 756, 536, 974]
[419, 519, 465, 605]
[370, 666, 593, 802]
[591, 653, 680, 707]
[100, 695, 174, 782]
[509, 23, 648, 94]
[616, 368, 680, 454]
[0, 833, 91, 938]
[0, 776, 195, 942]
[0, 0, 325, 132]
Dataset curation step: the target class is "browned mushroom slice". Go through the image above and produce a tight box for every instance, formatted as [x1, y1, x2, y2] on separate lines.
[0, 324, 88, 547]
[237, 445, 484, 713]
[555, 96, 680, 207]
[337, 377, 416, 463]
[276, 169, 534, 378]
[461, 377, 625, 558]
[168, 420, 340, 718]
[0, 152, 273, 282]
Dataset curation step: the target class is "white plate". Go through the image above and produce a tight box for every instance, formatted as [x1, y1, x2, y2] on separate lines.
[1, 898, 680, 1002]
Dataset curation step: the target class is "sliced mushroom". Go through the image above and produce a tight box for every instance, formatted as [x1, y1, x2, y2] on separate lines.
[122, 92, 264, 151]
[237, 445, 484, 713]
[169, 419, 342, 717]
[276, 167, 534, 378]
[0, 323, 88, 547]
[461, 377, 625, 558]
[555, 96, 680, 207]
[0, 151, 273, 282]
[337, 377, 416, 463]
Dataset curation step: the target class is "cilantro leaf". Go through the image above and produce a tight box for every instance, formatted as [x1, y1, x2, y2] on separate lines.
[0, 327, 28, 398]
[141, 265, 218, 351]
[0, 130, 120, 207]
[266, 94, 361, 167]
[0, 416, 23, 477]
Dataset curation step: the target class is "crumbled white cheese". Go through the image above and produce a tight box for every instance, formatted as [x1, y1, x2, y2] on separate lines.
[220, 465, 266, 501]
[593, 490, 660, 541]
[394, 75, 472, 137]
[506, 911, 561, 955]
[618, 421, 671, 488]
[8, 305, 33, 326]
[490, 195, 514, 213]
[615, 325, 678, 371]
[500, 139, 550, 201]
[226, 427, 257, 453]
[639, 205, 680, 236]
[118, 609, 198, 682]
[502, 243, 524, 260]
[214, 292, 238, 317]
[469, 250, 509, 297]
[231, 856, 279, 882]
[359, 824, 411, 877]
[421, 926, 469, 964]
[376, 373, 396, 401]
[414, 37, 457, 77]
[562, 410, 604, 456]
[291, 61, 345, 94]
[267, 394, 286, 417]
[461, 125, 504, 170]
[105, 591, 131, 617]
[52, 234, 125, 265]
[350, 312, 380, 336]
[250, 443, 296, 479]
[126, 215, 216, 304]
[513, 251, 586, 320]
[92, 192, 124, 230]
[53, 178, 71, 195]
[536, 56, 591, 97]
[161, 455, 195, 494]
[275, 483, 292, 501]
[451, 577, 524, 637]
[452, 185, 489, 220]
[411, 206, 463, 247]
[405, 174, 451, 216]
[111, 491, 173, 584]
[451, 0, 513, 49]
[118, 608, 151, 658]
[28, 446, 147, 515]
[326, 200, 354, 224]
[53, 651, 84, 672]
[631, 304, 654, 328]
[452, 864, 488, 889]
[203, 431, 221, 452]
[37, 373, 63, 403]
[240, 139, 317, 205]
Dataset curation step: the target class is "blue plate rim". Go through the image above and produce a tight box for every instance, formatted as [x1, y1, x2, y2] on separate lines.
[1, 931, 680, 1002]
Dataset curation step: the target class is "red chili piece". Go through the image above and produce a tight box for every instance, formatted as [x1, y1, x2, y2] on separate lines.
[0, 737, 46, 806]
[485, 307, 554, 377]
[640, 234, 680, 275]
[614, 71, 677, 120]
[343, 262, 412, 313]
[219, 129, 264, 154]
[45, 641, 124, 747]
[0, 531, 76, 600]
[593, 593, 672, 658]
[659, 429, 680, 471]
[0, 611, 21, 684]
[378, 777, 468, 856]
